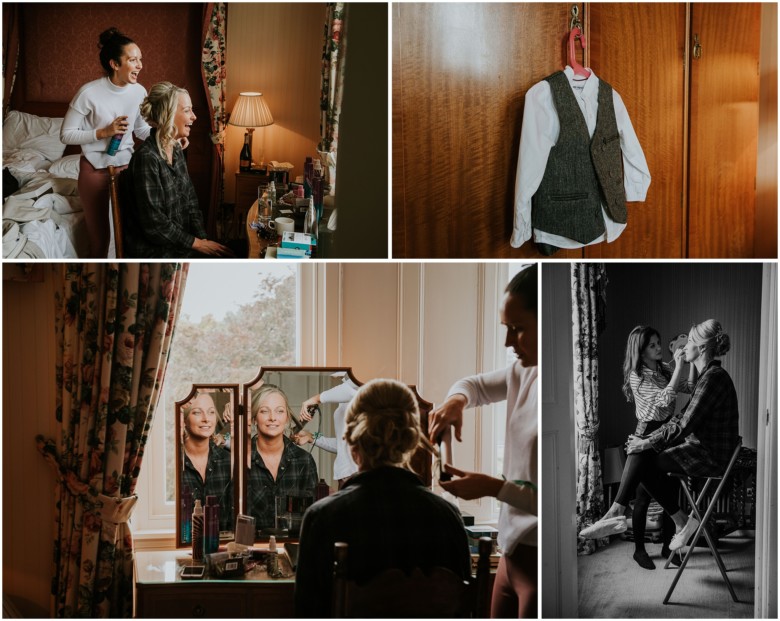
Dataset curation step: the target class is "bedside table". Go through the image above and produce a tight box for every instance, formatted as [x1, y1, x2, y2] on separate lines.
[234, 171, 270, 239]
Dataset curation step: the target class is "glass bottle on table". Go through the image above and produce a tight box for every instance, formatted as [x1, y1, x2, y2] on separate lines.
[240, 134, 252, 172]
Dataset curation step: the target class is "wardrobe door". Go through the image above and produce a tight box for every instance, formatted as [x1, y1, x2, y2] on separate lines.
[392, 3, 581, 258]
[586, 3, 687, 258]
[687, 3, 761, 258]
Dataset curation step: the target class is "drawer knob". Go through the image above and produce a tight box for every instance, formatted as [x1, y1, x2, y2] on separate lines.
[192, 604, 205, 617]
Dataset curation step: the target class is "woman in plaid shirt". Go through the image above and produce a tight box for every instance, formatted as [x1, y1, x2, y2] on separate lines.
[582, 320, 740, 553]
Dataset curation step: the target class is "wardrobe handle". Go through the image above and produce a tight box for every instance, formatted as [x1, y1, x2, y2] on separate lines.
[693, 34, 702, 59]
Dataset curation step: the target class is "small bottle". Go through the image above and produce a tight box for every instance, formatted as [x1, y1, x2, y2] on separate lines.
[303, 157, 313, 198]
[181, 485, 193, 544]
[240, 134, 252, 172]
[304, 197, 318, 238]
[312, 168, 324, 222]
[192, 499, 204, 562]
[267, 535, 279, 577]
[204, 495, 220, 555]
[106, 134, 122, 156]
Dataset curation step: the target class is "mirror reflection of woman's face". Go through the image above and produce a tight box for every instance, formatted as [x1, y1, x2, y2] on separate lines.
[185, 393, 217, 441]
[255, 392, 289, 439]
[684, 329, 701, 363]
[642, 334, 663, 364]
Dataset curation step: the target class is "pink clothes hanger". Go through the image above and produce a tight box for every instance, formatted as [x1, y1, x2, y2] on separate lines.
[567, 5, 591, 79]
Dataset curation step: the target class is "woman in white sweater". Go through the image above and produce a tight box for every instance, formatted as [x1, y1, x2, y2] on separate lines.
[429, 264, 538, 618]
[60, 27, 151, 257]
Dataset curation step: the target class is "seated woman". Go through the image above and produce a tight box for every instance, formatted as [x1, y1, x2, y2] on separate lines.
[181, 391, 234, 531]
[121, 82, 233, 258]
[247, 385, 318, 533]
[581, 319, 740, 553]
[294, 379, 472, 618]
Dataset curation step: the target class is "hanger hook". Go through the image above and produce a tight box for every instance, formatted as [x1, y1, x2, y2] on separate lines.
[570, 4, 582, 31]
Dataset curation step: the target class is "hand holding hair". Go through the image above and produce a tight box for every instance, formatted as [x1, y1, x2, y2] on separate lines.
[429, 394, 467, 443]
[300, 395, 321, 422]
[440, 464, 504, 500]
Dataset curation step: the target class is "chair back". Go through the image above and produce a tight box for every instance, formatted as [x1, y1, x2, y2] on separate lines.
[332, 537, 493, 618]
[107, 165, 124, 258]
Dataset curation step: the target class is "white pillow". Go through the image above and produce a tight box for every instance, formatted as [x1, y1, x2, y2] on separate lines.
[49, 154, 81, 180]
[3, 110, 66, 162]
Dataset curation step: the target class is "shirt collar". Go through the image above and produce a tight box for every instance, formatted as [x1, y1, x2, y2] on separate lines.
[563, 65, 599, 99]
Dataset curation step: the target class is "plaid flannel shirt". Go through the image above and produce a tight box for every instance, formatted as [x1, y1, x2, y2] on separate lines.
[182, 442, 234, 531]
[122, 129, 207, 258]
[646, 360, 740, 477]
[248, 436, 318, 530]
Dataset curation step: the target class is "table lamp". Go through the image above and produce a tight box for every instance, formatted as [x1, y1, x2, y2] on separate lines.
[229, 92, 274, 170]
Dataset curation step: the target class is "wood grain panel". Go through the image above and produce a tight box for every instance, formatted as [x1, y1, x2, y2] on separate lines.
[586, 3, 686, 258]
[393, 3, 577, 258]
[688, 3, 761, 257]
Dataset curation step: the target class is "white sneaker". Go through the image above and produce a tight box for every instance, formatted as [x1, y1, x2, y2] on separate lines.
[669, 517, 700, 551]
[579, 516, 627, 539]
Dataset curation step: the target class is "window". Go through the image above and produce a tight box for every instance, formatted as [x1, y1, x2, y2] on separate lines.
[133, 264, 299, 539]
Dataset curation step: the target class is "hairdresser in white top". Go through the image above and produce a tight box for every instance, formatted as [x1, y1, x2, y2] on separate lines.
[293, 375, 360, 486]
[60, 27, 151, 258]
[429, 264, 538, 619]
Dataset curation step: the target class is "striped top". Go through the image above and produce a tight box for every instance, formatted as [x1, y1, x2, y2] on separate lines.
[630, 362, 692, 435]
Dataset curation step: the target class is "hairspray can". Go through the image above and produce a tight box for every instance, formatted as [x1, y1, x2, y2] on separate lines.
[205, 495, 219, 554]
[181, 485, 193, 544]
[106, 133, 122, 156]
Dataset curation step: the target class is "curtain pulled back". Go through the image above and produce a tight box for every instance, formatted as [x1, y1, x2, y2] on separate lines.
[37, 263, 188, 617]
[572, 263, 608, 555]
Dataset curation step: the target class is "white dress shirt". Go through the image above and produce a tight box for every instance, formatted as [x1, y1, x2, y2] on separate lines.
[512, 66, 651, 249]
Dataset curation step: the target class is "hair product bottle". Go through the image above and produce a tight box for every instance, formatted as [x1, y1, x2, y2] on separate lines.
[181, 485, 193, 544]
[205, 495, 220, 554]
[192, 499, 204, 562]
[106, 134, 122, 156]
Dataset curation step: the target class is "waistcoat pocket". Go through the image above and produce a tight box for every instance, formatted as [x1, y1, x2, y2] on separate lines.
[550, 193, 589, 202]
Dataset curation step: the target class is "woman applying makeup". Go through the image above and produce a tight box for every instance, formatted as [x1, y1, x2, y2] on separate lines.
[60, 28, 151, 257]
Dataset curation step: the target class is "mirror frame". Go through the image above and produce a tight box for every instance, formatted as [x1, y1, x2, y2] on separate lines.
[175, 368, 434, 547]
[175, 384, 241, 549]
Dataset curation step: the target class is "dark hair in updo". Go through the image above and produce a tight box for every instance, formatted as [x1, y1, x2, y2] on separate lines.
[505, 264, 537, 314]
[98, 27, 135, 76]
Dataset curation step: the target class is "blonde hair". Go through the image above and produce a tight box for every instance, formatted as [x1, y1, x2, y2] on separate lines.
[250, 384, 293, 435]
[139, 81, 188, 160]
[690, 319, 731, 357]
[344, 379, 435, 471]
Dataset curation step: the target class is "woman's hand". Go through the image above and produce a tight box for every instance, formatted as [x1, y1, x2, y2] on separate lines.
[222, 401, 233, 424]
[292, 430, 314, 446]
[625, 434, 650, 454]
[178, 136, 190, 150]
[300, 395, 321, 422]
[440, 465, 504, 500]
[672, 346, 686, 365]
[429, 394, 467, 443]
[98, 116, 129, 140]
[192, 238, 235, 257]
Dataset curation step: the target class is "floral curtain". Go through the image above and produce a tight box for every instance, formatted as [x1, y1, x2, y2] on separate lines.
[37, 263, 188, 617]
[571, 263, 608, 555]
[201, 2, 228, 239]
[2, 3, 21, 117]
[318, 3, 347, 193]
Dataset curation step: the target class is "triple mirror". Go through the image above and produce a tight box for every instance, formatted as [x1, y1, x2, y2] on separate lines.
[175, 367, 433, 547]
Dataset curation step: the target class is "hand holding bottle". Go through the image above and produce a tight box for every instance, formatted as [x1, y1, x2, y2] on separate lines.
[98, 116, 129, 140]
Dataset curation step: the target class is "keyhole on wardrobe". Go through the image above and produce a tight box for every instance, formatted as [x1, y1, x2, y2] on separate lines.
[693, 34, 702, 59]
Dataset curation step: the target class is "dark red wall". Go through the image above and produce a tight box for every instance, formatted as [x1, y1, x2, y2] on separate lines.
[10, 3, 212, 217]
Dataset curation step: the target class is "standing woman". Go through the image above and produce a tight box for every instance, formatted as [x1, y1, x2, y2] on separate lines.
[60, 28, 151, 257]
[619, 326, 692, 569]
[429, 264, 538, 619]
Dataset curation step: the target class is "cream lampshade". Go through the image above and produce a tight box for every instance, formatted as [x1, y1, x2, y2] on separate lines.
[229, 92, 274, 168]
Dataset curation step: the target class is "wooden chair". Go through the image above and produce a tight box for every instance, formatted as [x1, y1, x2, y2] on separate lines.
[107, 165, 124, 258]
[332, 537, 493, 618]
[662, 438, 743, 604]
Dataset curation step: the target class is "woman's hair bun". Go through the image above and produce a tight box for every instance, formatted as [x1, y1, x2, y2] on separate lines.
[714, 331, 731, 356]
[99, 27, 122, 48]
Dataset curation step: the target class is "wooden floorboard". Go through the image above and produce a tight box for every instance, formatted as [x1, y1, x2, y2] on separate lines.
[577, 536, 755, 618]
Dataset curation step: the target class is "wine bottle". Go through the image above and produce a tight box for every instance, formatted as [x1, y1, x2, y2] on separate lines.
[240, 134, 251, 172]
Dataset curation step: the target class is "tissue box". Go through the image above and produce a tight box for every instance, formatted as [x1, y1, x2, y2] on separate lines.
[276, 247, 309, 260]
[281, 231, 317, 251]
[465, 525, 499, 553]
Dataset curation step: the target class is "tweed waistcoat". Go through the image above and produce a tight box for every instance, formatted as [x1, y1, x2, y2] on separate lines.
[531, 71, 627, 244]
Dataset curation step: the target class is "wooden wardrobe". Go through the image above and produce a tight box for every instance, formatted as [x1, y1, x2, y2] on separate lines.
[392, 3, 776, 258]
